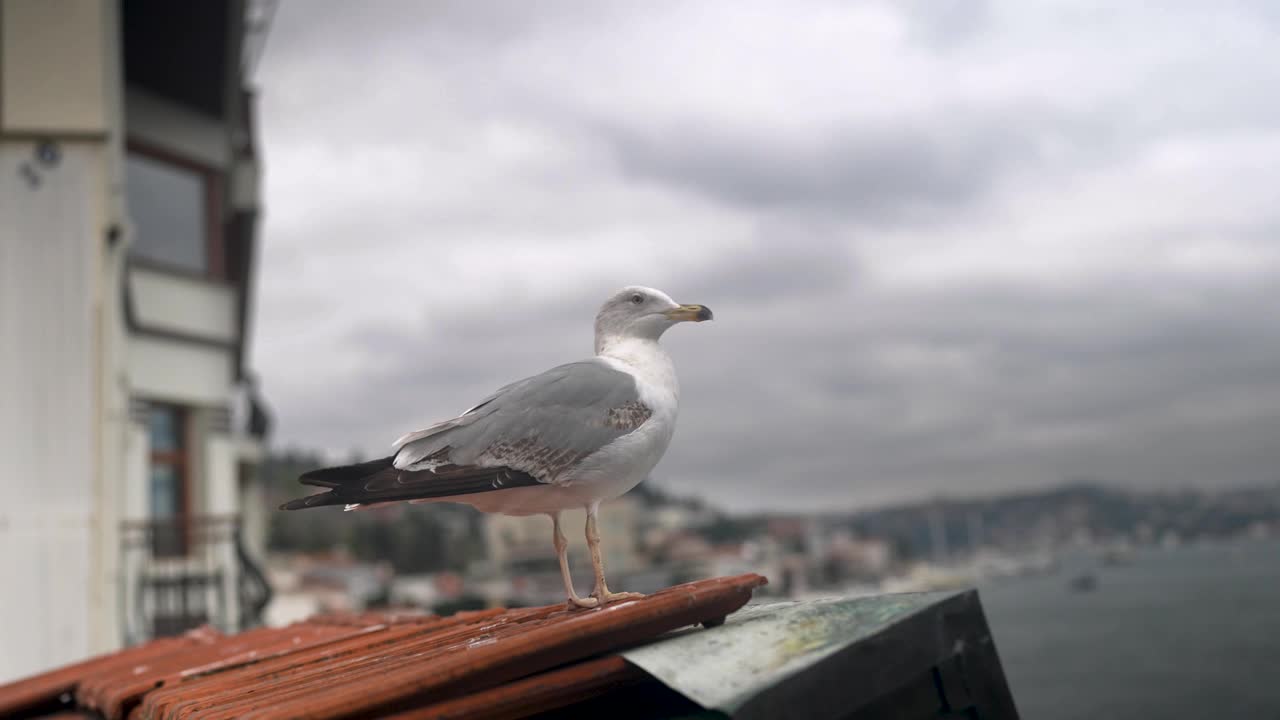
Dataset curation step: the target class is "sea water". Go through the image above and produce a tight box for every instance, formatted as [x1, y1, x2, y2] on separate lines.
[979, 539, 1280, 719]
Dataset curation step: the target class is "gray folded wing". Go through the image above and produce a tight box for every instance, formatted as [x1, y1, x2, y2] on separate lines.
[393, 359, 653, 484]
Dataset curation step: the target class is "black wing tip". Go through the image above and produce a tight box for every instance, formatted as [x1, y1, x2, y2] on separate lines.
[280, 491, 342, 511]
[284, 460, 546, 510]
[299, 456, 396, 488]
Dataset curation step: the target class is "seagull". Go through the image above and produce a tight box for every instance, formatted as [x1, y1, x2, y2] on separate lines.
[281, 286, 713, 608]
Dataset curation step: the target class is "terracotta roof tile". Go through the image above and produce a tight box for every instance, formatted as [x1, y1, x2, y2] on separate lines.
[0, 574, 766, 720]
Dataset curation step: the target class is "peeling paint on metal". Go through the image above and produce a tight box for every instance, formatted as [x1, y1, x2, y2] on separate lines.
[623, 590, 958, 715]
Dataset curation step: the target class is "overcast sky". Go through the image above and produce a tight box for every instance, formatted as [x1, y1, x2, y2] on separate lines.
[251, 0, 1280, 512]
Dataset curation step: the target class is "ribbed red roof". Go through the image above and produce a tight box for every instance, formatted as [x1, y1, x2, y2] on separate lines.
[0, 574, 766, 720]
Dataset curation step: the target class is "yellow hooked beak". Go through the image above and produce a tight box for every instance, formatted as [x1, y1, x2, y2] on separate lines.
[665, 304, 714, 322]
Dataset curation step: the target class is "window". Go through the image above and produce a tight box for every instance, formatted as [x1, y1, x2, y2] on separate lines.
[148, 404, 189, 556]
[125, 148, 220, 276]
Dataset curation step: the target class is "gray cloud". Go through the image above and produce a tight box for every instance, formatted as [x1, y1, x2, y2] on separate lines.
[603, 118, 1033, 223]
[252, 0, 1280, 512]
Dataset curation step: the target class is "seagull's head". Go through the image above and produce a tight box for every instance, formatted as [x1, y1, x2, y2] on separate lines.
[594, 286, 713, 348]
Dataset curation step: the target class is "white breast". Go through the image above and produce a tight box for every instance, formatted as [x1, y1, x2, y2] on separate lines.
[561, 338, 680, 497]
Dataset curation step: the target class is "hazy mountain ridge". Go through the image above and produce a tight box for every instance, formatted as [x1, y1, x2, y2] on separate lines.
[264, 449, 1279, 570]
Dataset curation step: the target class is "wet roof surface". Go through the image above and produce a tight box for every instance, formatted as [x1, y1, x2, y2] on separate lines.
[0, 574, 765, 720]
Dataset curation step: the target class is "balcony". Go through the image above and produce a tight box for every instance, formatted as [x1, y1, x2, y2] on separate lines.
[120, 514, 271, 644]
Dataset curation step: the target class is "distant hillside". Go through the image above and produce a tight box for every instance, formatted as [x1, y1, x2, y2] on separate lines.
[845, 482, 1280, 559]
[263, 448, 1279, 566]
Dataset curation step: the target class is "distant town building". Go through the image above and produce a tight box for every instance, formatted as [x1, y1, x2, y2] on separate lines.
[483, 496, 645, 580]
[0, 0, 272, 683]
[824, 532, 894, 582]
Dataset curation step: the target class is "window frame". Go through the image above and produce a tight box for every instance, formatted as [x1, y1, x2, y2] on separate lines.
[125, 138, 226, 282]
[147, 402, 192, 557]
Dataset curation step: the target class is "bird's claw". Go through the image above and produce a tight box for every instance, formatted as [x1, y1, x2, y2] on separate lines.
[592, 590, 645, 604]
[567, 595, 600, 609]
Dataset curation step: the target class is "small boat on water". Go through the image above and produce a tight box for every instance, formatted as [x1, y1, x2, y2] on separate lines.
[1068, 572, 1098, 592]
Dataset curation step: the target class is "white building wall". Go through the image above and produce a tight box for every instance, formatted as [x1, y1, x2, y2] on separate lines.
[0, 0, 128, 679]
[123, 424, 151, 520]
[0, 141, 101, 682]
[205, 435, 239, 516]
[240, 472, 270, 561]
[204, 433, 242, 625]
[2, 0, 265, 680]
[129, 268, 238, 343]
[128, 337, 235, 407]
[0, 0, 108, 134]
[88, 0, 130, 653]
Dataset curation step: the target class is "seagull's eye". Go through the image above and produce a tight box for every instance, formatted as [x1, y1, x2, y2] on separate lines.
[630, 294, 644, 305]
